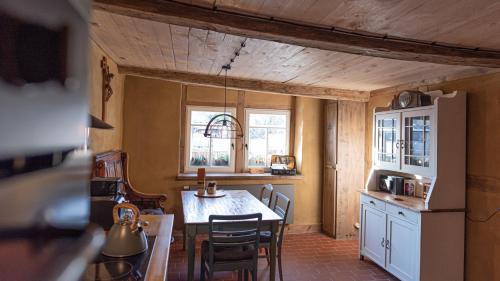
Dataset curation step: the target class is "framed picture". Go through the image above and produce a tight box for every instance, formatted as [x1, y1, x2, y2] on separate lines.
[404, 179, 416, 197]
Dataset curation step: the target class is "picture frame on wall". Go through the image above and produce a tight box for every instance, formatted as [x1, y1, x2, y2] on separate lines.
[404, 179, 416, 197]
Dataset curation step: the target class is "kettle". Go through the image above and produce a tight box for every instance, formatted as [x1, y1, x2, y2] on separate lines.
[102, 203, 148, 257]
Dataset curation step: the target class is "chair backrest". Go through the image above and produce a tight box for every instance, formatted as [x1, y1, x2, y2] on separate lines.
[208, 213, 262, 265]
[259, 184, 274, 208]
[273, 192, 291, 245]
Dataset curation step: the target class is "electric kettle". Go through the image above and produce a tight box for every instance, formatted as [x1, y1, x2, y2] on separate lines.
[101, 202, 148, 257]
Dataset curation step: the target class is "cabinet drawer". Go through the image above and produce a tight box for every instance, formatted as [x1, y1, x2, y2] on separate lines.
[386, 203, 419, 224]
[361, 194, 386, 211]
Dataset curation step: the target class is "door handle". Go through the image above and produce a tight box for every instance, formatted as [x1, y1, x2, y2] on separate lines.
[380, 237, 385, 248]
[395, 141, 400, 149]
[398, 211, 405, 216]
[369, 200, 375, 205]
[385, 239, 390, 249]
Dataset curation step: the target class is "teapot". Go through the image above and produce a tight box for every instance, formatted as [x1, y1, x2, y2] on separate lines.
[101, 203, 148, 257]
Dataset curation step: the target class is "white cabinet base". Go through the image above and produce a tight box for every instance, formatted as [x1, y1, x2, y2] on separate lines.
[359, 193, 464, 281]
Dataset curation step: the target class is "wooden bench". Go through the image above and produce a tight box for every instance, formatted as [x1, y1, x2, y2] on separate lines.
[92, 150, 167, 213]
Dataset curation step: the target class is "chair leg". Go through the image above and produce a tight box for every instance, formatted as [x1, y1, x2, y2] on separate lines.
[278, 247, 284, 281]
[264, 248, 270, 265]
[182, 227, 186, 250]
[252, 268, 258, 281]
[244, 269, 249, 281]
[208, 269, 214, 281]
[237, 270, 242, 281]
[200, 256, 205, 281]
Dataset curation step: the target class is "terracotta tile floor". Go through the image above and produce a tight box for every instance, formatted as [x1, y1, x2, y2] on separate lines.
[167, 233, 398, 281]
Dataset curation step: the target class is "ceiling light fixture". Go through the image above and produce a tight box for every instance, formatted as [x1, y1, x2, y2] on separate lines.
[204, 65, 244, 139]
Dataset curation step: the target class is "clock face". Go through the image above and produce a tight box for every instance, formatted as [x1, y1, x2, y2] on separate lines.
[399, 92, 412, 108]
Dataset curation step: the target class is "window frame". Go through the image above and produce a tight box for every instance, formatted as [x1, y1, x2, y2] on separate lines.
[244, 108, 291, 170]
[185, 105, 237, 172]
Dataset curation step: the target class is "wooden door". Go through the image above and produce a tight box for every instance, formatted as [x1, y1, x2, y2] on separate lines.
[361, 205, 386, 267]
[386, 215, 419, 281]
[322, 101, 337, 236]
[336, 101, 365, 239]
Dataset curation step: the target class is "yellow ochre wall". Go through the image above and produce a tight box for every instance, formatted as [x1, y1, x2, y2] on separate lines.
[88, 41, 125, 153]
[121, 75, 323, 230]
[366, 72, 500, 281]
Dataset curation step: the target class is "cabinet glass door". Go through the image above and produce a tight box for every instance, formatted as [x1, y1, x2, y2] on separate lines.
[402, 109, 434, 175]
[374, 113, 400, 170]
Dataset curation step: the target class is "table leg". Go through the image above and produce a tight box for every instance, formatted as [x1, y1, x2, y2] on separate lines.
[269, 221, 278, 281]
[186, 225, 196, 281]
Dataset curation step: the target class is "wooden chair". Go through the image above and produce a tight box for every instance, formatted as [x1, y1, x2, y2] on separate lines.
[201, 213, 262, 281]
[259, 184, 274, 208]
[260, 192, 291, 281]
[92, 150, 167, 213]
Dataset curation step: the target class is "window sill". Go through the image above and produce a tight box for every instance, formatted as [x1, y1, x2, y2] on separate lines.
[176, 172, 304, 181]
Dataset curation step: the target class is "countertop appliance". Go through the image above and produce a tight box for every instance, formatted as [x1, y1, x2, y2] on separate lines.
[102, 203, 148, 257]
[379, 175, 404, 195]
[84, 236, 155, 281]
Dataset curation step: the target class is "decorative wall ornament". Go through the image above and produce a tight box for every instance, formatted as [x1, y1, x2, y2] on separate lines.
[100, 56, 114, 121]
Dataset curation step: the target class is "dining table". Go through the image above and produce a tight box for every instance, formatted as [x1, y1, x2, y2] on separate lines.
[181, 189, 282, 281]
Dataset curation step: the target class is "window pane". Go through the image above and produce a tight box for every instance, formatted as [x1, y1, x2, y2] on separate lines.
[191, 111, 223, 125]
[249, 113, 286, 127]
[187, 108, 235, 170]
[190, 125, 210, 166]
[211, 138, 231, 167]
[267, 128, 287, 165]
[248, 128, 267, 167]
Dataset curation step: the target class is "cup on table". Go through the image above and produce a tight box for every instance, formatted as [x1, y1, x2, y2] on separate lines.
[207, 181, 217, 194]
[197, 188, 205, 196]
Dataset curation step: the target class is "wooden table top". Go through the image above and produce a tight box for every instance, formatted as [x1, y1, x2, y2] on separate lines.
[182, 190, 282, 224]
[141, 214, 174, 281]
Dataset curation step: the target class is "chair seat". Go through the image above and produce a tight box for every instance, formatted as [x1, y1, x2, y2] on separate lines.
[201, 240, 254, 262]
[259, 231, 272, 243]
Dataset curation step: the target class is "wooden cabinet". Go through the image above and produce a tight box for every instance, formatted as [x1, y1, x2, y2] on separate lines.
[322, 101, 365, 239]
[374, 108, 435, 177]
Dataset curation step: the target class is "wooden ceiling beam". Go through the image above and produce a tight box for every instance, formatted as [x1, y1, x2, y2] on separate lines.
[94, 0, 500, 68]
[118, 65, 370, 102]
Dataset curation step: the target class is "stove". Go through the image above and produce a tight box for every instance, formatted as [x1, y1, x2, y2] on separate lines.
[83, 236, 156, 281]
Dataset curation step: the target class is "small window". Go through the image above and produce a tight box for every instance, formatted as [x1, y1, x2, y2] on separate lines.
[245, 109, 290, 168]
[185, 106, 236, 172]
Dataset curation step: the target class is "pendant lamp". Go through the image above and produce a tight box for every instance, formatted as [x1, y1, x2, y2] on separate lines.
[204, 65, 244, 139]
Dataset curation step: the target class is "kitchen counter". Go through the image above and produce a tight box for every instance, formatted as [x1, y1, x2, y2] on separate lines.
[142, 214, 174, 281]
[361, 190, 427, 212]
[360, 190, 466, 213]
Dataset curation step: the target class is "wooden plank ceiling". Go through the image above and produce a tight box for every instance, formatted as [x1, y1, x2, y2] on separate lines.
[90, 0, 500, 92]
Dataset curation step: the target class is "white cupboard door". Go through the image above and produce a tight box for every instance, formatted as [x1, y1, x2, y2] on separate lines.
[401, 109, 435, 177]
[361, 205, 386, 267]
[374, 112, 401, 171]
[386, 215, 418, 281]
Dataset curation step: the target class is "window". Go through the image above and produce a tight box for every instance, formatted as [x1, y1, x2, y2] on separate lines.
[185, 106, 236, 172]
[245, 109, 290, 168]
